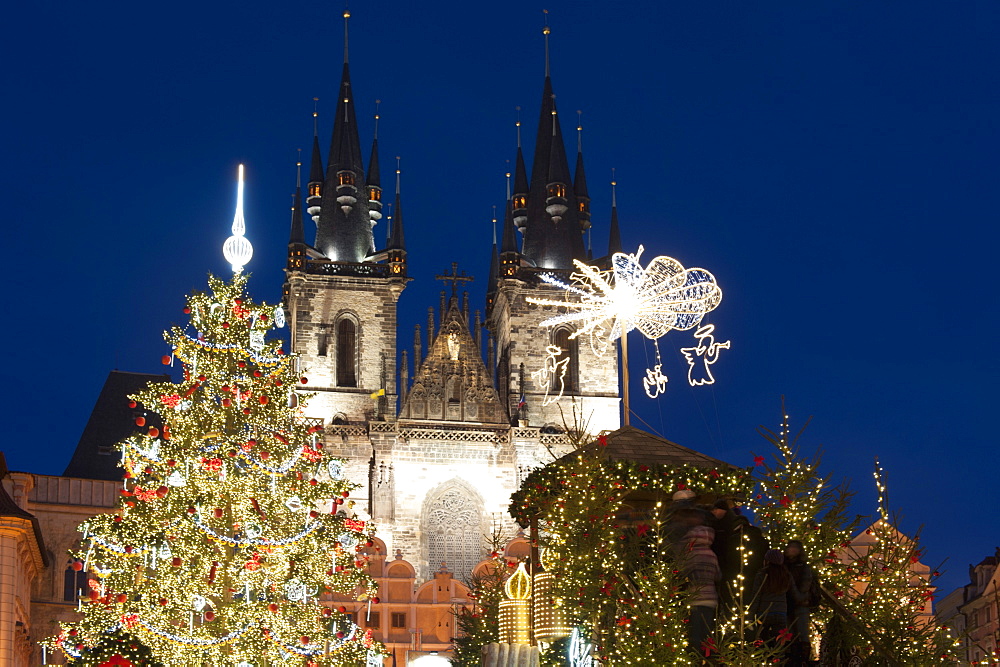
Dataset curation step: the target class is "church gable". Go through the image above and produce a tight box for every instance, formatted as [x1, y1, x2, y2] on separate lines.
[401, 298, 506, 424]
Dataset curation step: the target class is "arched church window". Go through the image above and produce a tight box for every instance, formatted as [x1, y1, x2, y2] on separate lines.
[63, 560, 88, 602]
[552, 327, 578, 393]
[336, 318, 357, 387]
[426, 487, 483, 580]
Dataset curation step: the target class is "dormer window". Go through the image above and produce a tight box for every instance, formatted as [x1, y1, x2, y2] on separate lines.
[309, 183, 321, 197]
[368, 188, 381, 201]
[338, 172, 355, 187]
[514, 195, 527, 209]
[547, 184, 566, 199]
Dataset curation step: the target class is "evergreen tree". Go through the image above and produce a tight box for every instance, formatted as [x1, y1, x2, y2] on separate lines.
[44, 275, 386, 666]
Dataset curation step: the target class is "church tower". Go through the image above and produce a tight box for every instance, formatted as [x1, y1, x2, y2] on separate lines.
[284, 10, 407, 427]
[487, 25, 621, 433]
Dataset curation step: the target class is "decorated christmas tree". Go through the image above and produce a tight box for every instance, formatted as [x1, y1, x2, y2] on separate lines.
[44, 167, 386, 666]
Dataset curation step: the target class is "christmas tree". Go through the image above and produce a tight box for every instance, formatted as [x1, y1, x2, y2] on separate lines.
[44, 274, 385, 666]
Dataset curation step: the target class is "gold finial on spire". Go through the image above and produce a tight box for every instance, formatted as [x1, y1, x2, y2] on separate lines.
[542, 9, 551, 77]
[296, 148, 302, 188]
[343, 6, 351, 64]
[611, 167, 617, 207]
[492, 205, 498, 245]
[577, 109, 583, 153]
[395, 155, 401, 194]
[312, 97, 319, 136]
[505, 159, 511, 200]
[374, 99, 381, 139]
[515, 106, 522, 148]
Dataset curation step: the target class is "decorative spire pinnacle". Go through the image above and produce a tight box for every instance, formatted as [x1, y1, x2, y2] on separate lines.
[608, 168, 622, 256]
[577, 109, 583, 154]
[515, 106, 522, 148]
[373, 99, 381, 139]
[296, 148, 302, 188]
[312, 97, 319, 136]
[388, 156, 405, 251]
[343, 8, 350, 64]
[492, 206, 498, 245]
[223, 164, 253, 273]
[505, 162, 511, 201]
[542, 10, 551, 78]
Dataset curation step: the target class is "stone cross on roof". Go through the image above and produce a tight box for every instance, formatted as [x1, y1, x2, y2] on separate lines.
[435, 262, 474, 298]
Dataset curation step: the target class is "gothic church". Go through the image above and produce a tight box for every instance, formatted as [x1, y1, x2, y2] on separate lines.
[282, 13, 622, 586]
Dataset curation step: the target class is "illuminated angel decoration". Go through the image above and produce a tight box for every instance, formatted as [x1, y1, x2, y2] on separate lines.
[680, 324, 731, 386]
[531, 344, 570, 405]
[529, 245, 722, 350]
[528, 245, 728, 400]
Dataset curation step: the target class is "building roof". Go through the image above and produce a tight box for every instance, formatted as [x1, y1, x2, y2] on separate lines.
[0, 453, 48, 566]
[63, 370, 170, 481]
[560, 425, 730, 469]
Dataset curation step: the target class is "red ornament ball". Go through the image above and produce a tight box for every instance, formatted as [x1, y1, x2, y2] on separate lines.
[259, 395, 269, 405]
[227, 450, 237, 458]
[341, 491, 350, 498]
[247, 439, 257, 447]
[309, 478, 317, 486]
[116, 593, 127, 603]
[148, 427, 159, 438]
[336, 632, 345, 639]
[213, 507, 224, 518]
[159, 598, 167, 606]
[222, 322, 230, 329]
[309, 510, 318, 518]
[371, 597, 380, 604]
[124, 545, 134, 554]
[198, 374, 206, 382]
[242, 408, 251, 415]
[156, 486, 168, 497]
[204, 611, 215, 621]
[322, 607, 333, 617]
[186, 506, 196, 514]
[171, 557, 182, 567]
[88, 590, 99, 600]
[128, 400, 137, 408]
[253, 370, 262, 378]
[237, 361, 246, 368]
[69, 629, 78, 636]
[300, 376, 308, 384]
[167, 459, 176, 466]
[183, 306, 191, 314]
[134, 416, 146, 427]
[221, 384, 231, 392]
[300, 636, 310, 645]
[114, 515, 122, 523]
[337, 606, 347, 613]
[268, 603, 279, 613]
[275, 379, 283, 386]
[161, 355, 171, 365]
[260, 451, 270, 460]
[221, 398, 231, 407]
[72, 561, 83, 571]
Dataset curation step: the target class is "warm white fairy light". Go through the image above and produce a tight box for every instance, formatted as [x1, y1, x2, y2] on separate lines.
[223, 164, 254, 273]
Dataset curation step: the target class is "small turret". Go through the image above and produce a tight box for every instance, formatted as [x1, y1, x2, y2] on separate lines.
[366, 101, 383, 228]
[607, 173, 622, 257]
[387, 157, 406, 277]
[512, 112, 529, 230]
[306, 99, 324, 225]
[574, 110, 591, 231]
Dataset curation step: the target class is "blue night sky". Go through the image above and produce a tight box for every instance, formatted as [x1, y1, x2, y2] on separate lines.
[2, 1, 997, 595]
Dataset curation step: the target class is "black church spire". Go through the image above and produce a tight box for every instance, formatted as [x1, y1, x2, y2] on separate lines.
[314, 9, 375, 263]
[518, 25, 587, 269]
